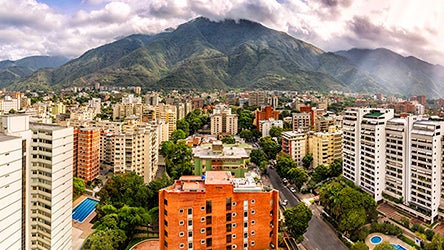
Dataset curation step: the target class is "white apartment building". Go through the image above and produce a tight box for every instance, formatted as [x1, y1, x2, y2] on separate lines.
[1, 95, 20, 113]
[260, 118, 283, 137]
[210, 104, 238, 136]
[154, 104, 176, 135]
[409, 120, 443, 222]
[281, 131, 307, 166]
[0, 115, 73, 249]
[342, 108, 372, 184]
[30, 123, 73, 250]
[0, 135, 23, 249]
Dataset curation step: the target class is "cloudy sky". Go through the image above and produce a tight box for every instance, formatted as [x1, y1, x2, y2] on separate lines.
[1, 0, 443, 65]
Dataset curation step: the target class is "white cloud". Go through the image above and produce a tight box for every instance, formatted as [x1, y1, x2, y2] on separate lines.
[0, 0, 442, 65]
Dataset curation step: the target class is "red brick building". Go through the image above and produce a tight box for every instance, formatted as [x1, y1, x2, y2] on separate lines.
[75, 127, 100, 181]
[255, 106, 279, 129]
[159, 171, 279, 250]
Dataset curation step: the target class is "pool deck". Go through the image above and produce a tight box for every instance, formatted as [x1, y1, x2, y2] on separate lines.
[72, 195, 99, 250]
[365, 233, 411, 250]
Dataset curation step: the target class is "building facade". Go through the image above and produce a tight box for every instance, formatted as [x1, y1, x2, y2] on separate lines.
[210, 104, 238, 136]
[193, 141, 250, 178]
[76, 127, 100, 181]
[310, 127, 342, 168]
[159, 171, 279, 250]
[281, 131, 307, 166]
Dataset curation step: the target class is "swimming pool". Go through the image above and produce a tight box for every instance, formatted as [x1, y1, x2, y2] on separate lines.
[72, 198, 99, 222]
[370, 235, 382, 244]
[391, 243, 407, 250]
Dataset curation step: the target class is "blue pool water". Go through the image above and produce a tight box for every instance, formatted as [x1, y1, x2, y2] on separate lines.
[391, 244, 407, 250]
[370, 235, 382, 244]
[72, 198, 99, 222]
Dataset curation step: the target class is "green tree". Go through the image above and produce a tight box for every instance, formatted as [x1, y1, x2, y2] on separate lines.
[302, 153, 313, 168]
[176, 119, 190, 135]
[88, 228, 127, 250]
[311, 164, 330, 184]
[287, 167, 308, 191]
[238, 110, 254, 130]
[338, 208, 366, 236]
[259, 137, 281, 160]
[329, 158, 343, 177]
[170, 129, 187, 143]
[73, 177, 86, 196]
[284, 203, 312, 242]
[250, 149, 267, 166]
[160, 141, 193, 180]
[97, 172, 154, 209]
[221, 136, 235, 144]
[425, 233, 443, 250]
[351, 241, 369, 250]
[269, 126, 283, 138]
[8, 109, 16, 114]
[239, 129, 253, 142]
[373, 242, 395, 250]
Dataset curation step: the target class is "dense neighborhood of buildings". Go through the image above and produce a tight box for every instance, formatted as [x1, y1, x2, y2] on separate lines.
[2, 84, 444, 250]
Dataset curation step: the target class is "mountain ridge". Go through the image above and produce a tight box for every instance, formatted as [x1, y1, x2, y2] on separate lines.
[7, 17, 444, 98]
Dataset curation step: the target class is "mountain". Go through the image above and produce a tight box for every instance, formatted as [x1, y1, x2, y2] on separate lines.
[13, 17, 387, 93]
[0, 55, 69, 88]
[335, 48, 444, 98]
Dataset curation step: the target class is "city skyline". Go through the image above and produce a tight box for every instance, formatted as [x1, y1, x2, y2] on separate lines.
[0, 0, 443, 65]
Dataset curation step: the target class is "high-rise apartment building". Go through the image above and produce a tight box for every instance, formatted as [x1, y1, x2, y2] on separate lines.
[76, 127, 100, 181]
[29, 123, 73, 250]
[0, 115, 73, 250]
[259, 118, 283, 137]
[155, 104, 177, 136]
[159, 171, 279, 250]
[210, 104, 238, 136]
[248, 91, 267, 107]
[0, 135, 23, 249]
[281, 131, 307, 166]
[310, 127, 342, 168]
[342, 108, 372, 184]
[109, 121, 159, 183]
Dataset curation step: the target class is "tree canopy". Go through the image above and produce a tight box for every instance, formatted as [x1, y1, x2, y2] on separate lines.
[73, 177, 86, 196]
[284, 203, 312, 242]
[276, 154, 308, 190]
[160, 141, 193, 180]
[259, 136, 281, 160]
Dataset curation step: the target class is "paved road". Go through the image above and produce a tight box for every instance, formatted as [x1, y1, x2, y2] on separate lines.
[267, 168, 347, 250]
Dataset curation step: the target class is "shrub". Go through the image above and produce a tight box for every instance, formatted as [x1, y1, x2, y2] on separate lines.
[425, 229, 435, 241]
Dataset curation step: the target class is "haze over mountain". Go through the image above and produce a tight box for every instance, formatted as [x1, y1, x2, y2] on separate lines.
[0, 56, 69, 88]
[9, 17, 444, 98]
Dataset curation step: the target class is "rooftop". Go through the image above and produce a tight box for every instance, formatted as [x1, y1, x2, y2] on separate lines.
[193, 143, 249, 159]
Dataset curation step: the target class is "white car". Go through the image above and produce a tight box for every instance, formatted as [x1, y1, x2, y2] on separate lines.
[290, 187, 296, 193]
[282, 200, 288, 206]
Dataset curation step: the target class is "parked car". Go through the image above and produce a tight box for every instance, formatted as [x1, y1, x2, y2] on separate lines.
[282, 200, 288, 206]
[290, 187, 296, 193]
[282, 178, 288, 184]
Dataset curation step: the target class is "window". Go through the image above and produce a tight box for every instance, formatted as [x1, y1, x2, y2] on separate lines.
[206, 216, 212, 225]
[232, 212, 237, 217]
[226, 198, 232, 210]
[188, 208, 192, 215]
[188, 231, 192, 237]
[179, 208, 184, 214]
[188, 243, 193, 249]
[164, 240, 168, 248]
[201, 206, 205, 211]
[244, 222, 248, 227]
[164, 220, 168, 227]
[232, 234, 236, 239]
[164, 230, 168, 237]
[232, 223, 236, 228]
[179, 232, 185, 237]
[179, 243, 185, 248]
[206, 227, 212, 236]
[164, 209, 168, 216]
[251, 220, 255, 225]
[201, 239, 206, 245]
[206, 200, 212, 213]
[226, 224, 232, 232]
[179, 220, 184, 226]
[251, 199, 255, 204]
[200, 217, 205, 222]
[226, 213, 232, 221]
[251, 210, 256, 215]
[251, 230, 255, 235]
[164, 199, 168, 205]
[243, 211, 248, 217]
[200, 228, 206, 233]
[232, 202, 237, 206]
[188, 220, 192, 226]
[251, 241, 255, 246]
[206, 238, 212, 247]
[226, 234, 232, 243]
